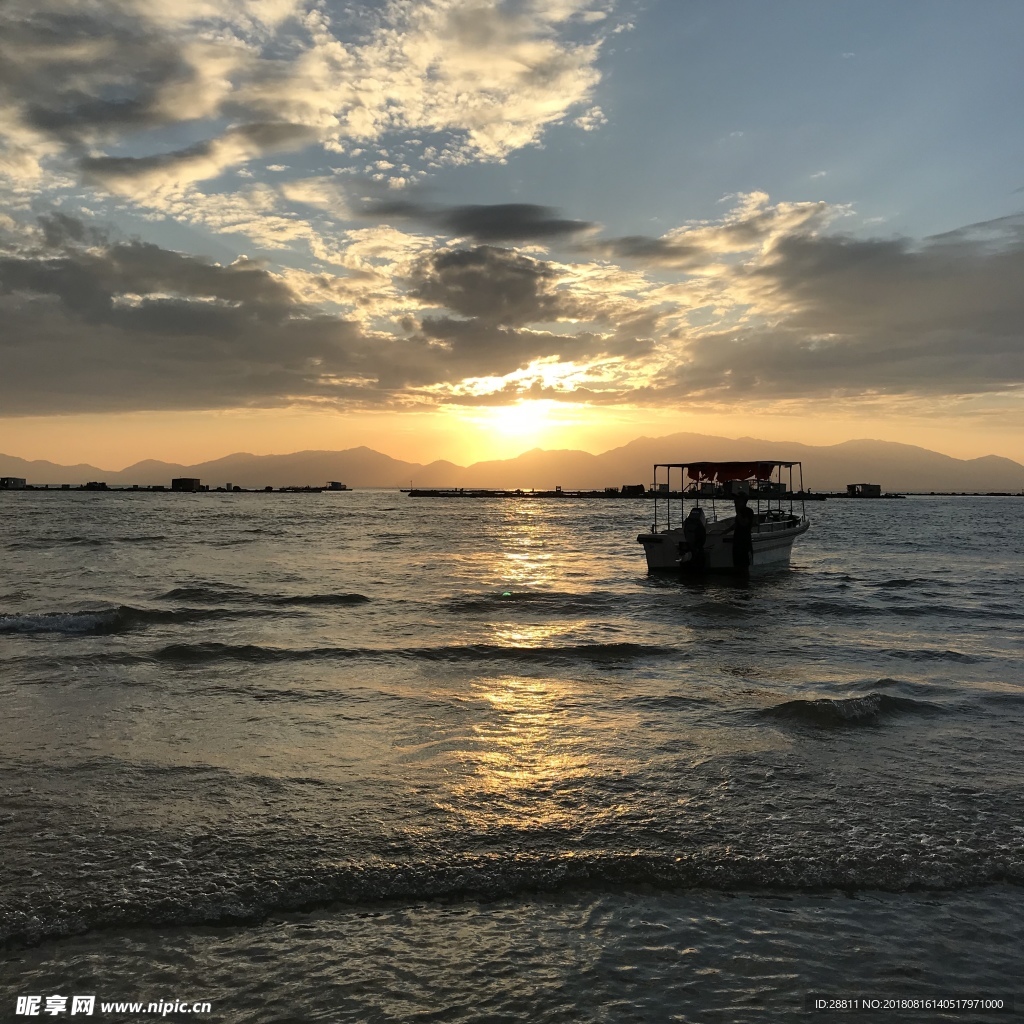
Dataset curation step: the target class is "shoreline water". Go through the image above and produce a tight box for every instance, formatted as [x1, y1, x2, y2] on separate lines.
[2, 491, 1022, 1020]
[4, 888, 1021, 1022]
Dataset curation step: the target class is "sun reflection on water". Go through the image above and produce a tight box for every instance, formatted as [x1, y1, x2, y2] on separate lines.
[434, 674, 635, 837]
[488, 622, 580, 648]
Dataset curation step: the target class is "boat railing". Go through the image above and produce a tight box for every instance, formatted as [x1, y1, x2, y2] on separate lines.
[754, 515, 801, 534]
[649, 462, 806, 535]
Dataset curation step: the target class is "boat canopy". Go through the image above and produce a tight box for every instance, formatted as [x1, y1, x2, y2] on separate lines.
[651, 461, 799, 483]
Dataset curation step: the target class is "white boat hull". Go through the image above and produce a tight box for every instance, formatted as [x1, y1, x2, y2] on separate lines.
[638, 515, 810, 572]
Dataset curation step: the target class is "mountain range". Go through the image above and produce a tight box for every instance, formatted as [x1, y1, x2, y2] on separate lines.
[3, 433, 1023, 493]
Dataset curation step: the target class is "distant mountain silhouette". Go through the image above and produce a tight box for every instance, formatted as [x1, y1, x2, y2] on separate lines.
[3, 433, 1023, 492]
[0, 454, 112, 483]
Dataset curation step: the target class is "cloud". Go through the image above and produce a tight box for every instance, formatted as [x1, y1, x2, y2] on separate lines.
[402, 245, 593, 378]
[368, 201, 596, 242]
[4, 196, 1023, 418]
[650, 215, 1024, 402]
[408, 245, 580, 327]
[573, 105, 607, 131]
[0, 4, 252, 182]
[325, 0, 605, 160]
[80, 123, 319, 196]
[0, 216, 630, 412]
[1, 0, 613, 198]
[592, 191, 839, 269]
[0, 216, 359, 412]
[37, 212, 108, 250]
[279, 176, 351, 218]
[139, 184, 348, 256]
[0, 227, 296, 318]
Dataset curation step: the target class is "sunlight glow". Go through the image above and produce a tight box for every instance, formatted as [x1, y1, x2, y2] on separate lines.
[447, 400, 567, 460]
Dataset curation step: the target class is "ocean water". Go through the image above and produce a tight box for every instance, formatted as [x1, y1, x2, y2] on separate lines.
[1, 490, 1022, 1022]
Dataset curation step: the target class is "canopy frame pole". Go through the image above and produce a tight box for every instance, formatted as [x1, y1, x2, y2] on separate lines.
[668, 466, 673, 533]
[655, 465, 659, 533]
[678, 466, 682, 532]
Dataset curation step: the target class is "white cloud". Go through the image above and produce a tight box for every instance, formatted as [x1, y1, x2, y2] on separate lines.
[279, 176, 350, 218]
[573, 106, 608, 131]
[150, 183, 341, 255]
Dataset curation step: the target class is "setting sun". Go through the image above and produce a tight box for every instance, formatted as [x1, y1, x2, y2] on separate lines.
[446, 401, 567, 461]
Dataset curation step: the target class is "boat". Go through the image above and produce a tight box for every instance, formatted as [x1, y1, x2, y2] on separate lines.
[637, 461, 810, 572]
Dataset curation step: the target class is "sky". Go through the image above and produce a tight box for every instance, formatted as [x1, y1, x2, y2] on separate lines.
[1, 0, 1023, 469]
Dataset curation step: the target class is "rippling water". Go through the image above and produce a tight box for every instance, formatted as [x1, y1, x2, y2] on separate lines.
[2, 490, 1022, 1021]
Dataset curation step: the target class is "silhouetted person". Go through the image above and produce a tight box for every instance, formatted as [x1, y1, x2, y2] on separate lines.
[683, 506, 707, 573]
[732, 498, 754, 574]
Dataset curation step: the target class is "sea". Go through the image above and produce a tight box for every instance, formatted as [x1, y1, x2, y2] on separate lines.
[1, 489, 1022, 1023]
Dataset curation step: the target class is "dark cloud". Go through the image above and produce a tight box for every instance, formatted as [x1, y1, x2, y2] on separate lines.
[658, 323, 1024, 402]
[0, 221, 609, 412]
[80, 123, 319, 187]
[393, 245, 647, 384]
[753, 228, 1024, 343]
[655, 220, 1024, 401]
[0, 217, 356, 412]
[416, 318, 593, 370]
[365, 201, 595, 241]
[6, 203, 1023, 415]
[408, 245, 575, 326]
[27, 91, 169, 140]
[0, 6, 196, 146]
[0, 297, 372, 414]
[440, 205, 595, 241]
[38, 212, 108, 250]
[592, 235, 706, 268]
[0, 233, 297, 322]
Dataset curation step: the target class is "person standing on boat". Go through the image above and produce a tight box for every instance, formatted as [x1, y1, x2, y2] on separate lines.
[683, 506, 707, 573]
[732, 496, 754, 574]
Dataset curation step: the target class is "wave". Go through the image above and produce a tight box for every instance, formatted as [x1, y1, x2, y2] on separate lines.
[886, 648, 981, 663]
[762, 692, 940, 728]
[445, 590, 617, 616]
[153, 640, 675, 667]
[872, 577, 950, 590]
[160, 585, 244, 602]
[158, 586, 369, 607]
[0, 605, 245, 636]
[155, 642, 338, 664]
[967, 688, 1024, 709]
[4, 848, 1022, 949]
[790, 598, 1018, 622]
[7, 534, 167, 550]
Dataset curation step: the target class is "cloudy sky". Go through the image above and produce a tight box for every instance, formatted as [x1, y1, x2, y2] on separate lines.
[2, 0, 1022, 466]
